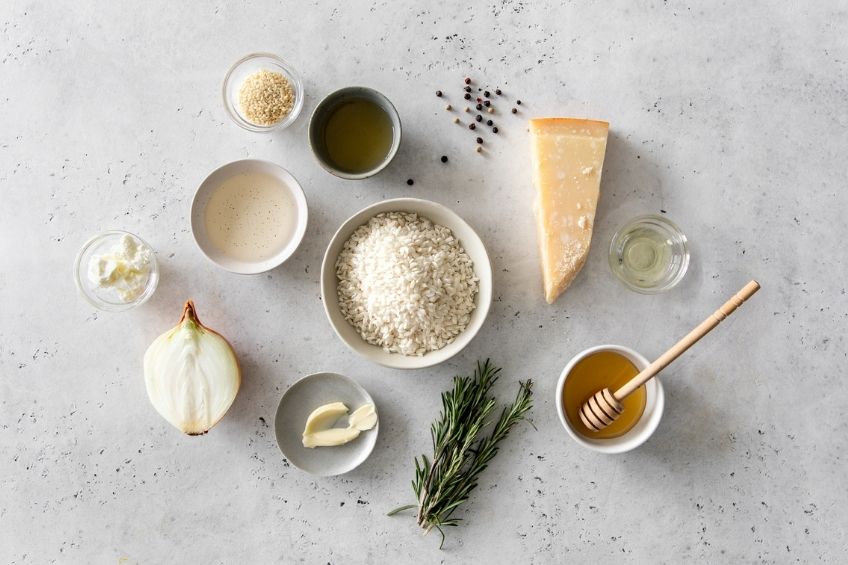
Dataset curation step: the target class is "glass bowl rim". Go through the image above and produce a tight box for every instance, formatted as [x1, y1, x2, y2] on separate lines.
[608, 214, 690, 294]
[73, 229, 159, 312]
[222, 52, 305, 133]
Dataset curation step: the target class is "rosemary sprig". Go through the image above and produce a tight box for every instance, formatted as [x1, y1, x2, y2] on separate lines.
[388, 360, 534, 548]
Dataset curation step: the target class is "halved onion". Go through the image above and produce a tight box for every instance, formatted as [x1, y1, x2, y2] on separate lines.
[143, 301, 240, 435]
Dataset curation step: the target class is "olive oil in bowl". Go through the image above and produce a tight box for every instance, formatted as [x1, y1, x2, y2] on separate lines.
[324, 99, 394, 174]
[309, 87, 401, 179]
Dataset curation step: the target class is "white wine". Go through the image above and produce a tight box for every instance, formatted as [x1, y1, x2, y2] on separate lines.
[609, 215, 689, 293]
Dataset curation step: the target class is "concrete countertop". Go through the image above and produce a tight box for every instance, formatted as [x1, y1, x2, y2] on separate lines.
[1, 1, 845, 562]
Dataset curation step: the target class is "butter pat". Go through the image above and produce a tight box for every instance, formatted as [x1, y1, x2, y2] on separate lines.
[301, 402, 378, 448]
[348, 404, 378, 431]
[529, 118, 609, 303]
[302, 427, 361, 448]
[302, 402, 348, 435]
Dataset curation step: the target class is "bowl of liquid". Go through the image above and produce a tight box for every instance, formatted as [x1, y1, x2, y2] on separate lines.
[191, 159, 308, 274]
[556, 344, 664, 454]
[308, 87, 401, 179]
[609, 214, 689, 294]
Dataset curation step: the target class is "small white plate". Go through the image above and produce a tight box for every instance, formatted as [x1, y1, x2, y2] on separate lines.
[190, 159, 308, 274]
[321, 198, 493, 370]
[274, 372, 378, 476]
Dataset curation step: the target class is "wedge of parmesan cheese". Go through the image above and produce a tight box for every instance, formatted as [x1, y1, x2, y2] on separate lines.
[529, 118, 609, 304]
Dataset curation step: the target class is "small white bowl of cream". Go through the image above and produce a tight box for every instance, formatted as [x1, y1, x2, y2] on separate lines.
[191, 159, 308, 274]
[74, 230, 159, 312]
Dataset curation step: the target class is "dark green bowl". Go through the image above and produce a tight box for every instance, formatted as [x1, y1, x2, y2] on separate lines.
[308, 86, 402, 180]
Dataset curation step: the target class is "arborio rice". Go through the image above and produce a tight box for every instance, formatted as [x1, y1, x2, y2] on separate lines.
[336, 212, 479, 356]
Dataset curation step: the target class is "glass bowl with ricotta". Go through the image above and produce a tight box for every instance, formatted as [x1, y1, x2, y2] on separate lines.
[73, 230, 159, 312]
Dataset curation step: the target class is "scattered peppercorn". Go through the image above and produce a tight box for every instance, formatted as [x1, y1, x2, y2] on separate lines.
[407, 179, 414, 185]
[476, 103, 483, 110]
[486, 119, 493, 126]
[464, 93, 471, 100]
[452, 117, 460, 124]
[464, 86, 472, 92]
[476, 137, 483, 144]
[469, 123, 476, 130]
[487, 107, 494, 114]
[464, 77, 471, 84]
[464, 107, 471, 112]
[476, 97, 482, 102]
[484, 90, 490, 97]
[484, 100, 491, 107]
[445, 104, 452, 111]
[495, 88, 502, 95]
[440, 155, 448, 163]
[492, 127, 499, 133]
[436, 90, 442, 97]
[511, 107, 518, 114]
[475, 145, 482, 153]
[475, 115, 483, 122]
[516, 100, 522, 105]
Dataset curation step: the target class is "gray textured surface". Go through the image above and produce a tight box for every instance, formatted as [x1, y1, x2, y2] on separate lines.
[1, 1, 845, 563]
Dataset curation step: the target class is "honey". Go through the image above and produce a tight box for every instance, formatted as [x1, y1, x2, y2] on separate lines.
[563, 351, 647, 439]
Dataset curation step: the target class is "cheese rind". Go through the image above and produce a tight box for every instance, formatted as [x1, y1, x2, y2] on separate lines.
[529, 118, 609, 304]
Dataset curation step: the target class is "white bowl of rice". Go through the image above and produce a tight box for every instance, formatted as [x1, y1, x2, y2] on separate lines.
[321, 198, 493, 369]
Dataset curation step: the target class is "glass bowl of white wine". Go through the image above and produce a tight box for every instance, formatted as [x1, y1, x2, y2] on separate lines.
[608, 214, 689, 294]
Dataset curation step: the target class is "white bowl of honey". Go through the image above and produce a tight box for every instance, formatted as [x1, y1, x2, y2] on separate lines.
[556, 345, 664, 454]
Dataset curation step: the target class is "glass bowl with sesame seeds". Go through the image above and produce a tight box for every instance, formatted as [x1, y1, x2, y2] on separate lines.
[222, 53, 304, 132]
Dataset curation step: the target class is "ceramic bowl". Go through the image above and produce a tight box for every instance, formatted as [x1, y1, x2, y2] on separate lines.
[555, 344, 665, 454]
[308, 86, 401, 179]
[274, 372, 378, 476]
[321, 198, 493, 370]
[190, 159, 308, 274]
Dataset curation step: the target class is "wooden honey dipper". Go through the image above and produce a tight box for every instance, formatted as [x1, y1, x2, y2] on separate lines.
[579, 280, 761, 432]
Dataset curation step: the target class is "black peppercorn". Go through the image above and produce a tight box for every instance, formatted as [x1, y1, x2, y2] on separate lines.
[464, 93, 471, 100]
[469, 123, 476, 130]
[406, 179, 414, 185]
[484, 90, 490, 97]
[464, 77, 471, 84]
[476, 137, 483, 144]
[475, 115, 482, 122]
[464, 86, 472, 92]
[511, 107, 517, 114]
[486, 119, 493, 126]
[492, 127, 499, 133]
[440, 155, 448, 163]
[476, 103, 482, 110]
[436, 90, 442, 97]
[483, 100, 491, 107]
[495, 88, 502, 95]
[516, 99, 522, 105]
